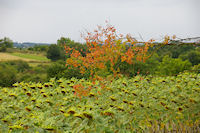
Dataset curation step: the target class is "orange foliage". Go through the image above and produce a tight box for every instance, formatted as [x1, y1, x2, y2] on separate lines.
[65, 23, 156, 78]
[73, 84, 91, 99]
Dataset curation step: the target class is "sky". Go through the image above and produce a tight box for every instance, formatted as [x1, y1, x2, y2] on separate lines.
[0, 0, 199, 43]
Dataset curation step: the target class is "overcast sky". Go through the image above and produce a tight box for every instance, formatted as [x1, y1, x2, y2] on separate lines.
[0, 0, 199, 43]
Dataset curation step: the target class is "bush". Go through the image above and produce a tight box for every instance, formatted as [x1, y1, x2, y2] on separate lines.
[47, 44, 66, 61]
[47, 60, 66, 79]
[18, 73, 47, 83]
[2, 60, 30, 72]
[191, 64, 200, 73]
[0, 45, 6, 52]
[156, 55, 192, 76]
[179, 50, 200, 66]
[32, 65, 47, 73]
[117, 54, 160, 76]
[63, 67, 89, 79]
[0, 65, 17, 87]
[0, 60, 49, 85]
[47, 60, 87, 79]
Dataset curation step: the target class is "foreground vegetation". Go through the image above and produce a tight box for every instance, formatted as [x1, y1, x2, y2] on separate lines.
[0, 72, 199, 132]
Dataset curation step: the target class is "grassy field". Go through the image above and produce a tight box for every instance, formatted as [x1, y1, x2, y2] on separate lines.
[0, 52, 50, 67]
[10, 53, 50, 62]
[0, 53, 36, 62]
[0, 52, 49, 62]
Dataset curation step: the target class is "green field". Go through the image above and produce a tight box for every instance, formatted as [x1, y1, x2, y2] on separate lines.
[0, 52, 51, 67]
[0, 72, 199, 132]
[10, 53, 50, 62]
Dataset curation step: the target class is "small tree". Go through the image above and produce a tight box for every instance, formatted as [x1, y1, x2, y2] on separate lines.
[47, 44, 64, 61]
[64, 23, 156, 78]
[0, 37, 13, 52]
[57, 37, 74, 46]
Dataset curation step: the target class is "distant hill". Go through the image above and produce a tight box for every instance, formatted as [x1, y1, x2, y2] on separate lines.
[13, 42, 51, 48]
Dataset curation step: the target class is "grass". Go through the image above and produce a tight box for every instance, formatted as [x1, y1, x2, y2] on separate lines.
[0, 52, 51, 67]
[10, 52, 50, 61]
[28, 62, 51, 67]
[0, 53, 35, 62]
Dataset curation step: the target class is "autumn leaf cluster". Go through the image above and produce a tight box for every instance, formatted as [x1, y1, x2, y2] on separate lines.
[65, 23, 155, 78]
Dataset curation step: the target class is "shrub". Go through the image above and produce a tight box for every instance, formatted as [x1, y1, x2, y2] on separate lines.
[47, 60, 66, 79]
[179, 50, 200, 66]
[18, 73, 47, 83]
[32, 65, 47, 73]
[0, 45, 6, 52]
[2, 60, 30, 72]
[47, 60, 88, 79]
[191, 64, 200, 73]
[0, 65, 17, 87]
[156, 55, 192, 76]
[47, 44, 66, 61]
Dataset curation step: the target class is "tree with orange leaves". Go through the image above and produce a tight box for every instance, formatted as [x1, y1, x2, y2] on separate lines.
[64, 23, 178, 79]
[65, 23, 154, 78]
